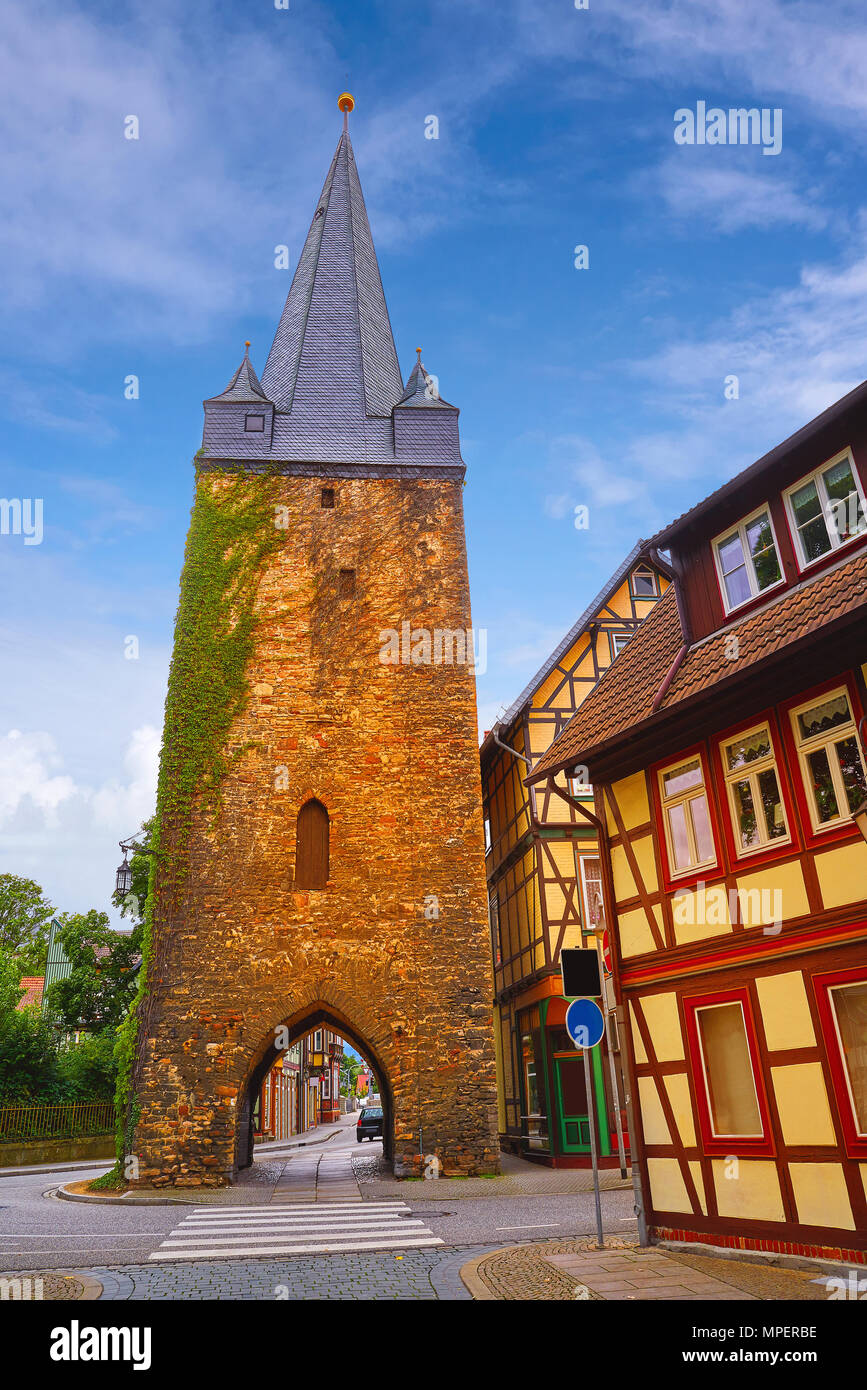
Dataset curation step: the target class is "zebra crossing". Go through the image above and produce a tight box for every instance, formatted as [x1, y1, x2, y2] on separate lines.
[148, 1202, 444, 1261]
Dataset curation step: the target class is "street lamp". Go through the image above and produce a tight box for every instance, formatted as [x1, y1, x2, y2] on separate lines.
[114, 833, 159, 898]
[115, 852, 133, 897]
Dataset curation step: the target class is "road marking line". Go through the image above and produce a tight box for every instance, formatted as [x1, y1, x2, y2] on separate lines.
[160, 1226, 428, 1245]
[494, 1224, 561, 1230]
[148, 1235, 444, 1261]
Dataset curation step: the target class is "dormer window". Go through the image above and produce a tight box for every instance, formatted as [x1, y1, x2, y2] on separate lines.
[244, 413, 265, 432]
[712, 506, 783, 614]
[783, 449, 866, 571]
[631, 564, 657, 598]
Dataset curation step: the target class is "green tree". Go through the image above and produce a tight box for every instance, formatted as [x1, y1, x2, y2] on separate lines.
[56, 1030, 117, 1100]
[0, 874, 54, 973]
[44, 911, 142, 1034]
[0, 948, 26, 1015]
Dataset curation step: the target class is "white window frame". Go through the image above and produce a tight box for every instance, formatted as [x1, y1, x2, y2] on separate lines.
[712, 504, 785, 616]
[827, 981, 867, 1138]
[610, 631, 632, 659]
[313, 1029, 323, 1051]
[719, 721, 790, 857]
[789, 686, 867, 834]
[577, 855, 604, 932]
[630, 564, 657, 598]
[694, 1000, 764, 1140]
[567, 771, 594, 800]
[783, 447, 867, 573]
[658, 754, 717, 879]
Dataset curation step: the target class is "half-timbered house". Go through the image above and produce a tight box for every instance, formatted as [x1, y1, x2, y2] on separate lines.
[529, 382, 867, 1259]
[480, 544, 671, 1164]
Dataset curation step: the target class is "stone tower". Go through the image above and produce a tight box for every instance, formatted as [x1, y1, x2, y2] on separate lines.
[128, 99, 500, 1186]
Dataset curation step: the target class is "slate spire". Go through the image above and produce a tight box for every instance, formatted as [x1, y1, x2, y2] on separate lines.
[206, 341, 269, 404]
[260, 102, 403, 421]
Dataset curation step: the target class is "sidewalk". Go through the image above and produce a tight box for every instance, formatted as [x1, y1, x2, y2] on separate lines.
[460, 1237, 836, 1301]
[254, 1111, 355, 1155]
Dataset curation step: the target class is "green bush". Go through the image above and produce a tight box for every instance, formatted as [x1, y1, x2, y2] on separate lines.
[0, 1008, 63, 1103]
[55, 1030, 117, 1101]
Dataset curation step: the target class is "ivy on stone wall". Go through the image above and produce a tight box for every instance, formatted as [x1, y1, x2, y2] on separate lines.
[104, 467, 284, 1184]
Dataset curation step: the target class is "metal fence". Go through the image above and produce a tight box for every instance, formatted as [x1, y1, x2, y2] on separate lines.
[0, 1101, 114, 1142]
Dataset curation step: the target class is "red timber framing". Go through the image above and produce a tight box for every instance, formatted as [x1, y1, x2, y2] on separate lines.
[523, 380, 867, 1255]
[480, 551, 670, 1162]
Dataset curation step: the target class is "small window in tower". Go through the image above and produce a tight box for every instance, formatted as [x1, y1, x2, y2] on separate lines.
[244, 414, 265, 433]
[295, 799, 329, 890]
[339, 568, 356, 597]
[321, 487, 335, 509]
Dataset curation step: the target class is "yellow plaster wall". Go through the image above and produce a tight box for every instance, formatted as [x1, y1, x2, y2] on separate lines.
[617, 904, 661, 957]
[814, 840, 867, 910]
[637, 992, 684, 1062]
[638, 1076, 671, 1145]
[771, 1063, 837, 1146]
[712, 1159, 786, 1223]
[630, 1003, 648, 1064]
[734, 860, 809, 927]
[612, 772, 651, 831]
[755, 972, 816, 1050]
[672, 884, 733, 946]
[788, 1163, 855, 1231]
[663, 1072, 697, 1148]
[611, 834, 658, 902]
[688, 1161, 706, 1215]
[647, 1156, 694, 1215]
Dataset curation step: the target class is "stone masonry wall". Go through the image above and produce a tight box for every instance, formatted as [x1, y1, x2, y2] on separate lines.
[131, 470, 500, 1186]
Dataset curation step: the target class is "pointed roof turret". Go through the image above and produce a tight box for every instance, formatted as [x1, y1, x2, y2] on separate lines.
[207, 342, 269, 404]
[260, 95, 403, 422]
[396, 348, 455, 408]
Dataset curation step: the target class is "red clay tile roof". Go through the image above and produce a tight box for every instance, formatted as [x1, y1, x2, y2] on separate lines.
[529, 545, 867, 780]
[16, 976, 44, 1010]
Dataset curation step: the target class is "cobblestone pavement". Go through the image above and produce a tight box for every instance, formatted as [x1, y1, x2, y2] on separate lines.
[465, 1237, 833, 1301]
[0, 1270, 99, 1299]
[85, 1246, 500, 1300]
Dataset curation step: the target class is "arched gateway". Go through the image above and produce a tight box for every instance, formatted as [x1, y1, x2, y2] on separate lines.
[126, 97, 500, 1186]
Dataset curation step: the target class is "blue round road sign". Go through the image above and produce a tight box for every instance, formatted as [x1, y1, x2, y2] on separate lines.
[565, 997, 605, 1049]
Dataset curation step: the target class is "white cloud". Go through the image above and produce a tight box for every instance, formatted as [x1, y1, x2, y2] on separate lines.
[652, 159, 827, 233]
[0, 730, 76, 824]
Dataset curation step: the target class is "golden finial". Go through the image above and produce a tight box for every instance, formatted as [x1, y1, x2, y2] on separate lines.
[338, 92, 355, 114]
[416, 347, 422, 359]
[244, 340, 251, 349]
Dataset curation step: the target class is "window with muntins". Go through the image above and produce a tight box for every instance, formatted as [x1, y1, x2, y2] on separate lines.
[789, 688, 867, 832]
[720, 722, 789, 855]
[713, 507, 783, 613]
[631, 565, 657, 597]
[784, 449, 867, 569]
[658, 755, 716, 876]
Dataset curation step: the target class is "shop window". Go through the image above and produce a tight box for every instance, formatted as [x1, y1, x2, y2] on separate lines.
[657, 752, 717, 878]
[719, 721, 790, 856]
[713, 507, 783, 613]
[789, 687, 867, 833]
[783, 448, 867, 570]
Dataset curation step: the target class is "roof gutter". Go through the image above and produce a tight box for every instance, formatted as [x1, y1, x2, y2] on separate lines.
[651, 642, 688, 713]
[491, 725, 532, 769]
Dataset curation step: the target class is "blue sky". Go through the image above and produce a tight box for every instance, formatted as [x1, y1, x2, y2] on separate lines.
[2, 0, 867, 920]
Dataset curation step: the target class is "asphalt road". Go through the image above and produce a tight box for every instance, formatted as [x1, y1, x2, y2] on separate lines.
[0, 1120, 637, 1278]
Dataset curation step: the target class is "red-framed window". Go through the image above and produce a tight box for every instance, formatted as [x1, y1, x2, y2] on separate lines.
[712, 709, 801, 867]
[814, 965, 867, 1159]
[779, 674, 867, 848]
[683, 988, 775, 1157]
[652, 743, 723, 891]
